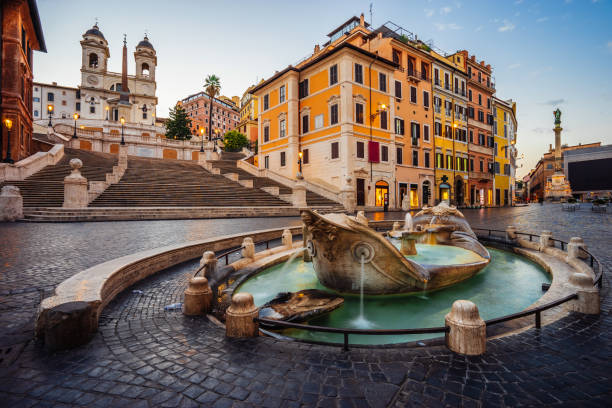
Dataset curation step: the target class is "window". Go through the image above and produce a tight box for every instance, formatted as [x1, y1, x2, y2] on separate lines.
[504, 124, 508, 138]
[425, 152, 430, 168]
[380, 111, 387, 129]
[331, 142, 339, 159]
[434, 122, 442, 136]
[279, 86, 285, 103]
[90, 106, 95, 114]
[263, 94, 269, 110]
[303, 149, 309, 164]
[330, 104, 338, 125]
[329, 64, 338, 85]
[379, 73, 386, 92]
[34, 110, 39, 117]
[468, 89, 472, 101]
[446, 154, 453, 170]
[413, 151, 419, 166]
[88, 53, 98, 68]
[263, 125, 270, 142]
[444, 73, 450, 90]
[421, 62, 428, 80]
[469, 130, 473, 143]
[33, 97, 40, 102]
[395, 118, 405, 135]
[434, 68, 440, 85]
[47, 93, 54, 101]
[61, 100, 66, 106]
[381, 145, 388, 162]
[392, 49, 401, 64]
[470, 158, 474, 171]
[299, 79, 309, 98]
[280, 151, 286, 167]
[445, 125, 452, 139]
[279, 119, 286, 137]
[479, 160, 484, 172]
[411, 122, 420, 145]
[395, 81, 402, 98]
[355, 64, 363, 84]
[423, 124, 430, 141]
[356, 141, 365, 158]
[302, 114, 309, 133]
[264, 155, 269, 169]
[495, 162, 500, 174]
[143, 112, 147, 119]
[487, 98, 491, 109]
[141, 63, 150, 76]
[478, 110, 484, 122]
[436, 152, 443, 168]
[315, 114, 323, 129]
[423, 91, 429, 108]
[478, 94, 482, 106]
[355, 103, 364, 124]
[410, 86, 417, 103]
[396, 147, 403, 164]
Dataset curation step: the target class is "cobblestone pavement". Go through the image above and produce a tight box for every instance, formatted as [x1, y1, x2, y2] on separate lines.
[0, 205, 611, 407]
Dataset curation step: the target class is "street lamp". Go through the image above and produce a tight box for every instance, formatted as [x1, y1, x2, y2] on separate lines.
[120, 116, 126, 145]
[152, 113, 155, 126]
[297, 151, 303, 179]
[3, 118, 13, 163]
[105, 106, 109, 121]
[47, 104, 54, 127]
[200, 127, 205, 152]
[72, 113, 79, 139]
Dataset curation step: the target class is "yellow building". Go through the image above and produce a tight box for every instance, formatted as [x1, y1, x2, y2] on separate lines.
[250, 17, 399, 208]
[238, 85, 259, 145]
[430, 51, 469, 205]
[492, 97, 517, 206]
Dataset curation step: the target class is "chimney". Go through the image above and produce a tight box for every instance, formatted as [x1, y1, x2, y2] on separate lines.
[486, 64, 491, 70]
[360, 13, 365, 26]
[471, 55, 476, 62]
[314, 44, 320, 53]
[52, 81, 57, 86]
[549, 144, 552, 151]
[480, 61, 485, 66]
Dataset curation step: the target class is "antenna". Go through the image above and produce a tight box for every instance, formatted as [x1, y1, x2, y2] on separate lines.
[144, 29, 149, 39]
[369, 3, 373, 26]
[94, 17, 99, 26]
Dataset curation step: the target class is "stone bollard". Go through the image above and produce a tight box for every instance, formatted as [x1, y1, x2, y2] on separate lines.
[0, 185, 23, 221]
[292, 182, 308, 208]
[356, 210, 369, 226]
[445, 300, 486, 355]
[539, 230, 552, 251]
[63, 159, 88, 208]
[400, 234, 417, 256]
[40, 301, 96, 352]
[226, 293, 259, 338]
[564, 272, 600, 315]
[302, 225, 312, 262]
[200, 251, 218, 280]
[506, 225, 517, 241]
[282, 229, 293, 248]
[183, 277, 212, 316]
[567, 237, 588, 260]
[241, 237, 255, 259]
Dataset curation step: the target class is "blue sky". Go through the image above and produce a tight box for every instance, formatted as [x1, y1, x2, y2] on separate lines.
[34, 0, 612, 177]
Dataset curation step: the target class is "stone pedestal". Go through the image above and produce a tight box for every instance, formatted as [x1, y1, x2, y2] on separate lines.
[506, 225, 517, 241]
[400, 236, 417, 256]
[564, 272, 600, 315]
[539, 230, 552, 251]
[40, 301, 96, 352]
[226, 293, 259, 338]
[197, 150, 207, 166]
[282, 229, 293, 248]
[567, 237, 588, 260]
[241, 237, 255, 259]
[292, 182, 308, 208]
[445, 300, 486, 355]
[183, 277, 212, 316]
[0, 185, 23, 221]
[63, 159, 88, 208]
[118, 144, 128, 169]
[340, 178, 356, 213]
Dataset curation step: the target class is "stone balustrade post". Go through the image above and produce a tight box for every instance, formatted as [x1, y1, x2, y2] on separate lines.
[241, 237, 255, 259]
[183, 277, 212, 316]
[539, 230, 552, 251]
[0, 185, 23, 221]
[445, 300, 486, 355]
[392, 221, 401, 233]
[200, 251, 218, 280]
[282, 229, 293, 248]
[564, 272, 600, 315]
[292, 182, 308, 208]
[506, 225, 517, 241]
[567, 237, 588, 260]
[226, 293, 259, 338]
[63, 159, 88, 208]
[118, 144, 128, 169]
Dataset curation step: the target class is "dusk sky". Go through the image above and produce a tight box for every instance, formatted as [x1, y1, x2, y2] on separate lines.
[34, 0, 612, 177]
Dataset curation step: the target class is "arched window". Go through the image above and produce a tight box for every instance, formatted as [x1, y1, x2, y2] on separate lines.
[142, 63, 150, 76]
[88, 53, 98, 68]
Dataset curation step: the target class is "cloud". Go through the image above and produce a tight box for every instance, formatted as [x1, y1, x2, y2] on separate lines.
[474, 25, 484, 32]
[536, 16, 549, 23]
[532, 127, 548, 134]
[435, 22, 463, 31]
[424, 8, 435, 17]
[541, 98, 566, 106]
[529, 66, 553, 77]
[514, 0, 524, 4]
[607, 41, 612, 53]
[498, 20, 516, 32]
[508, 63, 521, 69]
[440, 6, 452, 15]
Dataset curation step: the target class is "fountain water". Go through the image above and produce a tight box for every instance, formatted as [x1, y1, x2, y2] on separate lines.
[403, 213, 413, 231]
[280, 247, 306, 275]
[359, 255, 365, 318]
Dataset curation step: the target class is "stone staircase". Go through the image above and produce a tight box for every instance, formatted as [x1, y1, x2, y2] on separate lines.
[209, 152, 342, 208]
[0, 148, 117, 208]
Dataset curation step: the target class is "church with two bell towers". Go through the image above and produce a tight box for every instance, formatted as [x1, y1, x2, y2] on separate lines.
[78, 23, 158, 126]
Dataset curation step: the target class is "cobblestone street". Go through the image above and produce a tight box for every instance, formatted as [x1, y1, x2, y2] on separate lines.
[0, 205, 610, 407]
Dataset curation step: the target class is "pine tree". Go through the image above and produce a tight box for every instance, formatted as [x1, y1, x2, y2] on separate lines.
[165, 104, 192, 140]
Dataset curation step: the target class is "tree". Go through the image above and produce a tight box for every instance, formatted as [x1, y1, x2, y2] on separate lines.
[204, 74, 221, 141]
[165, 104, 192, 140]
[223, 130, 249, 152]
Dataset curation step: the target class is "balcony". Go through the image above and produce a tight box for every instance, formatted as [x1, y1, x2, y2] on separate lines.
[469, 171, 494, 182]
[407, 69, 429, 82]
[454, 88, 466, 97]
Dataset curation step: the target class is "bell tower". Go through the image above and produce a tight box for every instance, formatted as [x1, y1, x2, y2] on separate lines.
[134, 35, 157, 84]
[80, 23, 109, 89]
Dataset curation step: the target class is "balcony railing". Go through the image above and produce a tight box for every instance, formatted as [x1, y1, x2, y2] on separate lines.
[469, 171, 494, 181]
[407, 69, 429, 81]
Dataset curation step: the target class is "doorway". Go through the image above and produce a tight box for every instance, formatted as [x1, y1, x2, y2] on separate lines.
[375, 181, 389, 207]
[356, 178, 365, 206]
[439, 183, 451, 205]
[422, 180, 431, 207]
[455, 178, 465, 206]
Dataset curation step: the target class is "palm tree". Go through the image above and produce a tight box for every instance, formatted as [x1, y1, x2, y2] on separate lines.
[204, 74, 221, 144]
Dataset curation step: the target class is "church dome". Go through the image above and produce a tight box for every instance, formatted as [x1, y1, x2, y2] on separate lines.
[84, 23, 105, 40]
[137, 36, 155, 50]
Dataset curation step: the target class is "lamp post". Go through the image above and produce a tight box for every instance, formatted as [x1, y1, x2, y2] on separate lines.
[72, 113, 79, 139]
[120, 116, 126, 145]
[152, 113, 155, 126]
[105, 106, 109, 121]
[47, 104, 54, 127]
[297, 151, 303, 179]
[200, 127, 205, 152]
[3, 118, 13, 163]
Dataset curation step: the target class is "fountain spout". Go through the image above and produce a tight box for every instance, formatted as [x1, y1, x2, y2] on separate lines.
[403, 212, 413, 231]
